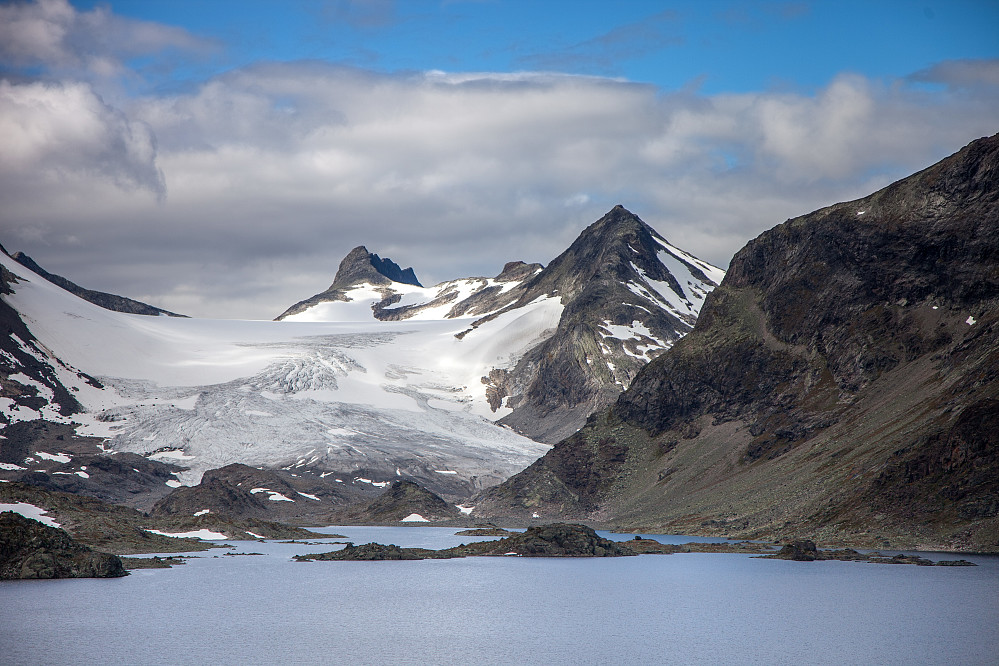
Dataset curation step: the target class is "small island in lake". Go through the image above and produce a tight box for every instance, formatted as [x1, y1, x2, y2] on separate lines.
[294, 524, 976, 565]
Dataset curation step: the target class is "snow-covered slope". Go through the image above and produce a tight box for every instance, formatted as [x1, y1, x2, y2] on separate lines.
[0, 250, 552, 497]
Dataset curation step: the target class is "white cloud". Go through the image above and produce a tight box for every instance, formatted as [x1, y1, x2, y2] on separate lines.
[0, 0, 213, 79]
[910, 59, 999, 90]
[0, 79, 164, 196]
[2, 57, 997, 319]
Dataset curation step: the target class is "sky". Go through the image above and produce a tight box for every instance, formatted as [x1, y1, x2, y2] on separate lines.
[1, 0, 997, 319]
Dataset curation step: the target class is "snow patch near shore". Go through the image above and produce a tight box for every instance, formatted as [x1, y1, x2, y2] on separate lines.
[1, 502, 62, 528]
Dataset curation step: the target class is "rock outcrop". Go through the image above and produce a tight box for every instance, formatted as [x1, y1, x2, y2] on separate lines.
[0, 511, 126, 579]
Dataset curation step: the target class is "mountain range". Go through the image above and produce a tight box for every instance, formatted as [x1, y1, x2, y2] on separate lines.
[0, 207, 721, 509]
[474, 134, 999, 552]
[3, 134, 996, 553]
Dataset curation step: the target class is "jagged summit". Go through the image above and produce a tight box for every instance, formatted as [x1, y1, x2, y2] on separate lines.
[8, 251, 185, 318]
[495, 261, 543, 282]
[331, 246, 422, 289]
[276, 246, 424, 320]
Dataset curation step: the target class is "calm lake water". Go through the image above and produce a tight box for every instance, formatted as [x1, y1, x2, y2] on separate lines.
[1, 526, 997, 665]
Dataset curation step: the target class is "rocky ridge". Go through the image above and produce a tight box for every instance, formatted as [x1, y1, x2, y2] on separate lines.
[11, 251, 184, 317]
[1, 481, 319, 554]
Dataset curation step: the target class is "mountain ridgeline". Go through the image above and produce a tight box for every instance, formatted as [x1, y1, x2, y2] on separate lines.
[11, 252, 184, 318]
[1, 207, 722, 510]
[474, 134, 999, 552]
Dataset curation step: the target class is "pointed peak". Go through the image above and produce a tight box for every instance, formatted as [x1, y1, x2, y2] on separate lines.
[577, 205, 654, 244]
[330, 246, 422, 289]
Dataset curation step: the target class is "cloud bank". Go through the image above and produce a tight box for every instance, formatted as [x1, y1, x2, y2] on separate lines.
[1, 2, 997, 319]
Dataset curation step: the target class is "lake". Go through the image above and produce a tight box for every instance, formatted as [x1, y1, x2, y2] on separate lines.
[2, 526, 997, 665]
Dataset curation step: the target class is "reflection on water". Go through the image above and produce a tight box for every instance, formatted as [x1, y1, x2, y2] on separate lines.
[1, 526, 996, 665]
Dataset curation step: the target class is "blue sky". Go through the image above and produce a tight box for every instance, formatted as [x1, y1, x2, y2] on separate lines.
[67, 0, 999, 93]
[1, 0, 998, 318]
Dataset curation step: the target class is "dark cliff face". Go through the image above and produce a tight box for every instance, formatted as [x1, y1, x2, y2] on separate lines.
[476, 135, 999, 551]
[617, 133, 999, 437]
[10, 251, 185, 317]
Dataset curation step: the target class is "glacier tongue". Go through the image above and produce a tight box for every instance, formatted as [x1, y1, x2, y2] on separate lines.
[97, 332, 549, 492]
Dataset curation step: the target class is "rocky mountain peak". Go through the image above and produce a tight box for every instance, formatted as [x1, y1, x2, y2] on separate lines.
[330, 246, 422, 289]
[515, 205, 717, 307]
[467, 205, 724, 442]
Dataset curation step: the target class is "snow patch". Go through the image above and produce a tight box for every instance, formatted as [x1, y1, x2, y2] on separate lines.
[355, 477, 390, 488]
[966, 316, 977, 325]
[34, 451, 72, 463]
[149, 449, 196, 462]
[400, 513, 429, 522]
[145, 528, 228, 540]
[193, 509, 210, 516]
[0, 502, 61, 528]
